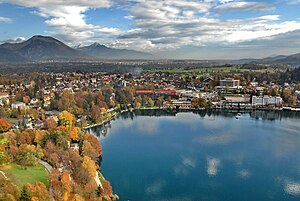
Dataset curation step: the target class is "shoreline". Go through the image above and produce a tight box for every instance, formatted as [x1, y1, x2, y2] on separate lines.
[82, 106, 299, 129]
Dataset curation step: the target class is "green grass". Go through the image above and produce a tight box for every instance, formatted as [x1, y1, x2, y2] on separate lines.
[145, 66, 276, 75]
[0, 162, 49, 188]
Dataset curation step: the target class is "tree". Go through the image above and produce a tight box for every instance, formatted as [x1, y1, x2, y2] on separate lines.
[20, 182, 50, 201]
[61, 170, 72, 201]
[0, 174, 20, 200]
[82, 134, 102, 161]
[0, 138, 10, 165]
[19, 130, 36, 145]
[19, 185, 31, 201]
[45, 118, 57, 131]
[82, 156, 97, 178]
[0, 118, 11, 133]
[69, 126, 81, 141]
[59, 111, 74, 130]
[57, 91, 77, 113]
[16, 145, 44, 167]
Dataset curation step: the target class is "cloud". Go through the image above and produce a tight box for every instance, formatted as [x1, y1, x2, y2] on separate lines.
[4, 0, 300, 55]
[116, 1, 300, 51]
[0, 36, 25, 43]
[215, 1, 273, 12]
[288, 0, 300, 4]
[2, 0, 118, 42]
[0, 16, 12, 23]
[207, 157, 221, 176]
[2, 0, 111, 8]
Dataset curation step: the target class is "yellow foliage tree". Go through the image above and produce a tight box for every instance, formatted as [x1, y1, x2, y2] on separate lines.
[59, 111, 74, 130]
[61, 170, 72, 201]
[82, 156, 97, 178]
[69, 127, 80, 141]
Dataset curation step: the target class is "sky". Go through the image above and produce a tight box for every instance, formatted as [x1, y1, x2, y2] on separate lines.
[1, 0, 300, 59]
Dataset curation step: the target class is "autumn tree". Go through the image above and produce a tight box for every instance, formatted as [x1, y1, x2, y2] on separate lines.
[82, 134, 102, 161]
[57, 91, 77, 113]
[0, 118, 11, 133]
[69, 126, 81, 141]
[0, 175, 20, 201]
[59, 111, 75, 130]
[45, 118, 57, 131]
[21, 182, 50, 201]
[0, 138, 10, 165]
[61, 170, 72, 201]
[16, 144, 44, 167]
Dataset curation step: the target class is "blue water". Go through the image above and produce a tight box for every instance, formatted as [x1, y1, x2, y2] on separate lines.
[89, 111, 300, 201]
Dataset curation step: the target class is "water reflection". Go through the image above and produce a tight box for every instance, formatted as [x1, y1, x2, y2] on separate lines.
[85, 110, 300, 201]
[207, 157, 221, 176]
[86, 110, 300, 138]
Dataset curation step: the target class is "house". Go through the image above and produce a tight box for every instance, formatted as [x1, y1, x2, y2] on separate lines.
[11, 101, 26, 109]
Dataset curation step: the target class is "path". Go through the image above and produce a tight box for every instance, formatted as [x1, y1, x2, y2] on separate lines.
[37, 159, 53, 173]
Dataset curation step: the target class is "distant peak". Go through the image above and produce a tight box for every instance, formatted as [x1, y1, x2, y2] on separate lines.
[90, 42, 107, 48]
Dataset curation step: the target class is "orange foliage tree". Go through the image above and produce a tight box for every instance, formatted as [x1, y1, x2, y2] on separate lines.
[0, 118, 11, 133]
[82, 134, 102, 161]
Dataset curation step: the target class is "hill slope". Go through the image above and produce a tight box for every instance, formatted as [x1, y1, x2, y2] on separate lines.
[77, 43, 154, 60]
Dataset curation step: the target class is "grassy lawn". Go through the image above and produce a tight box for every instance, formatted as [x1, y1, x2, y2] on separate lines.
[0, 162, 50, 188]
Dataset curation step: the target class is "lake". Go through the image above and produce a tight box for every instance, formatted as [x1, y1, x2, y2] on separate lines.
[87, 110, 300, 201]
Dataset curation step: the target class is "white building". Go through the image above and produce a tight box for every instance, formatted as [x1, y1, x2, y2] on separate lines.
[11, 101, 26, 109]
[252, 96, 283, 107]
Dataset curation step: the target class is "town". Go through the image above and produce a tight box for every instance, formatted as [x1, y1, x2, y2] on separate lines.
[0, 65, 299, 200]
[0, 65, 298, 131]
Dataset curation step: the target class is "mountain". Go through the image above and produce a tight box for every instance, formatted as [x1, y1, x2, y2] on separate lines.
[0, 35, 90, 62]
[249, 53, 300, 66]
[77, 43, 154, 60]
[0, 48, 28, 62]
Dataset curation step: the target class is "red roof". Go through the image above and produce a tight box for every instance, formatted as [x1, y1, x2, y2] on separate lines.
[136, 90, 154, 94]
[155, 90, 177, 95]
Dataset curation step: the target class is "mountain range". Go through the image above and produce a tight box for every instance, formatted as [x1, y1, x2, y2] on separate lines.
[0, 35, 300, 66]
[0, 35, 154, 63]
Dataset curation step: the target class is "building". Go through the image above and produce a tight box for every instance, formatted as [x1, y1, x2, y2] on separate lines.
[171, 101, 192, 109]
[11, 101, 26, 109]
[219, 78, 240, 89]
[252, 96, 283, 107]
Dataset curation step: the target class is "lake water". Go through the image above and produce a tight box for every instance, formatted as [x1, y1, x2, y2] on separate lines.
[87, 110, 300, 201]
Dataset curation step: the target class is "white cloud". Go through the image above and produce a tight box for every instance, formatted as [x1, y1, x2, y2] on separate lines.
[0, 36, 25, 43]
[0, 16, 12, 23]
[2, 0, 118, 42]
[4, 0, 300, 55]
[116, 1, 300, 51]
[215, 1, 273, 12]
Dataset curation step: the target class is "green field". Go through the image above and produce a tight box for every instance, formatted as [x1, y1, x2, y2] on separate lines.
[145, 66, 276, 77]
[0, 163, 49, 188]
